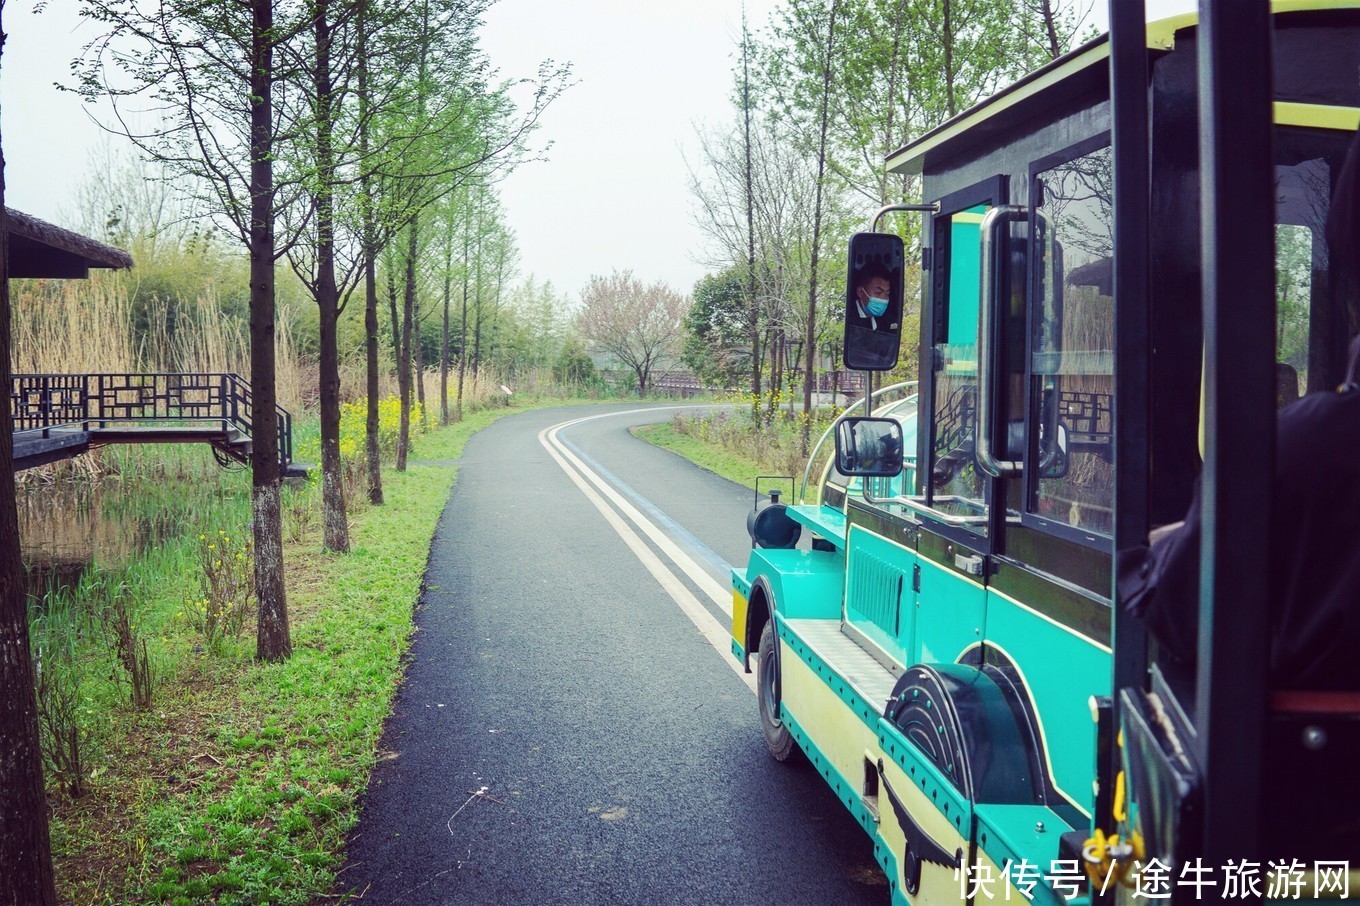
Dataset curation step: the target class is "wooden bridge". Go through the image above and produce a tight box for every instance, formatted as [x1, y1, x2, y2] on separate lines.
[11, 372, 304, 476]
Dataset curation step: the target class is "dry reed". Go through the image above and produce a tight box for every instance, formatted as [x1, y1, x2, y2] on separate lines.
[10, 276, 307, 413]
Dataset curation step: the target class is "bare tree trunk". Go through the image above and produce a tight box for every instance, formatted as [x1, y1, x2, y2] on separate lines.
[741, 8, 762, 412]
[767, 325, 782, 425]
[803, 0, 840, 455]
[357, 0, 383, 505]
[440, 204, 455, 424]
[413, 287, 425, 416]
[363, 251, 383, 503]
[472, 198, 484, 376]
[456, 197, 471, 420]
[313, 0, 349, 552]
[397, 220, 417, 471]
[386, 261, 400, 355]
[881, 0, 906, 205]
[250, 0, 290, 662]
[490, 240, 506, 377]
[1039, 0, 1062, 59]
[943, 0, 957, 117]
[0, 9, 59, 896]
[406, 0, 431, 428]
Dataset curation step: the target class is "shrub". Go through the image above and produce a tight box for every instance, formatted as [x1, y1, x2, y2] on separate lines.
[187, 528, 255, 647]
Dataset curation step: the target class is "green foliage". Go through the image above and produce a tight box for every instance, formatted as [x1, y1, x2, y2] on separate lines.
[683, 268, 750, 390]
[187, 529, 256, 649]
[553, 336, 598, 386]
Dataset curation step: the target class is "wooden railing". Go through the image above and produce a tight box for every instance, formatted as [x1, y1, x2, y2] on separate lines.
[10, 372, 294, 467]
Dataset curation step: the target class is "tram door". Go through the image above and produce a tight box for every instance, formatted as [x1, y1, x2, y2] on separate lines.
[915, 180, 1005, 669]
[919, 154, 1117, 868]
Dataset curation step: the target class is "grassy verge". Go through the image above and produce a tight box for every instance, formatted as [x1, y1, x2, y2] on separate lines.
[631, 422, 796, 500]
[630, 405, 844, 503]
[42, 400, 565, 904]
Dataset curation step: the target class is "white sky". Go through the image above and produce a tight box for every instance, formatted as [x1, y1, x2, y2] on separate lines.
[3, 0, 1194, 302]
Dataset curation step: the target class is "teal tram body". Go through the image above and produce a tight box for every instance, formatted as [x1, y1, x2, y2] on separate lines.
[731, 4, 1360, 903]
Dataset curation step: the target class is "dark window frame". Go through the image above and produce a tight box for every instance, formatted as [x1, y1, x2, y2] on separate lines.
[1022, 132, 1116, 550]
[917, 175, 1008, 549]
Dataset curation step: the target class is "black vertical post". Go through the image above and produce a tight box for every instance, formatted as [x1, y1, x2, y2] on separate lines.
[1196, 0, 1273, 873]
[1107, 0, 1150, 844]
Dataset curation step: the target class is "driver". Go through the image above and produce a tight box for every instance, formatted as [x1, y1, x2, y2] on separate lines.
[850, 264, 897, 332]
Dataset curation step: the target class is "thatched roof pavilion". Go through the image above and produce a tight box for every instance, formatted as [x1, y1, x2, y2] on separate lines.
[5, 209, 133, 278]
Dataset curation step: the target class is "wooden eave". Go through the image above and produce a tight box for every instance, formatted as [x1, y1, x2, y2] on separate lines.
[5, 209, 134, 279]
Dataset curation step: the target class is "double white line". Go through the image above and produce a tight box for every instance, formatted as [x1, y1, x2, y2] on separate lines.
[538, 409, 756, 695]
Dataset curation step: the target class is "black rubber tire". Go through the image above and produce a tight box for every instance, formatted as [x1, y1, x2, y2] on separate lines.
[757, 620, 799, 762]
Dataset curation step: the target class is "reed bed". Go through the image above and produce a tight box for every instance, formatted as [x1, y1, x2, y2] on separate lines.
[11, 277, 308, 413]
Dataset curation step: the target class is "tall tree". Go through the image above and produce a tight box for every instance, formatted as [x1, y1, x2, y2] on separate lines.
[577, 271, 690, 396]
[76, 0, 304, 660]
[0, 3, 60, 898]
[683, 268, 749, 390]
[740, 7, 762, 406]
[295, 0, 350, 551]
[247, 0, 293, 660]
[801, 0, 841, 453]
[356, 0, 383, 504]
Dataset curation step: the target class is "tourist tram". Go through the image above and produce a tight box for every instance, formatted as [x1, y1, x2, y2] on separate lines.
[730, 2, 1360, 902]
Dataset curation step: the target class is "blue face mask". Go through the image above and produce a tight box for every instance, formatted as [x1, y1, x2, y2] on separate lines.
[866, 297, 889, 317]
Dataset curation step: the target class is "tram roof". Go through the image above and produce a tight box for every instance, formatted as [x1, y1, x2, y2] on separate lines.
[885, 0, 1360, 178]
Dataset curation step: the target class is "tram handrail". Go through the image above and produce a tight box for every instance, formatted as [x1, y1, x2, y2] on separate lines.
[799, 380, 918, 505]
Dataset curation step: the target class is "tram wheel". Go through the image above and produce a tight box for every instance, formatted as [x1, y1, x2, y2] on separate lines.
[758, 620, 799, 762]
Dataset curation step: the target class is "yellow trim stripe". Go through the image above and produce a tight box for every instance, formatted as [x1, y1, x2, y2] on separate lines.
[989, 585, 1112, 655]
[984, 640, 1093, 820]
[888, 1, 1360, 177]
[886, 44, 1110, 176]
[1274, 102, 1360, 132]
[1149, 1, 1360, 50]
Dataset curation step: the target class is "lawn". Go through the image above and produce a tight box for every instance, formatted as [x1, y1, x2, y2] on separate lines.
[44, 403, 559, 904]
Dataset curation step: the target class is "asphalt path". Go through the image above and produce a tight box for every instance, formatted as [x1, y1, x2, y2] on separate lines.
[341, 403, 882, 904]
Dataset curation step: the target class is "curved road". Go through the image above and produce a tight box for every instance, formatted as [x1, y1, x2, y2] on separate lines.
[341, 403, 882, 904]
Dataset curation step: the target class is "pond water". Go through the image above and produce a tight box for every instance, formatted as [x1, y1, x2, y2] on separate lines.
[18, 449, 252, 601]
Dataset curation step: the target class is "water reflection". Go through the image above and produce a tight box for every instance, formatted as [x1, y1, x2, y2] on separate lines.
[19, 453, 251, 600]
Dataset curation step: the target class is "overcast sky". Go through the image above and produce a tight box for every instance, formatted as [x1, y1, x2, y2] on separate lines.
[3, 0, 1193, 303]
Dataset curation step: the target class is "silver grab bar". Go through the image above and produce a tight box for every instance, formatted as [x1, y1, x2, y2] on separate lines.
[899, 495, 989, 526]
[975, 204, 1025, 478]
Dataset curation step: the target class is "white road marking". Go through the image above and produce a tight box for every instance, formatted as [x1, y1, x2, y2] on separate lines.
[539, 410, 756, 695]
[546, 410, 732, 613]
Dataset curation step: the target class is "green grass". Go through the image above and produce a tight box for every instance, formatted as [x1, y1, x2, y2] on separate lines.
[41, 398, 584, 904]
[632, 422, 795, 501]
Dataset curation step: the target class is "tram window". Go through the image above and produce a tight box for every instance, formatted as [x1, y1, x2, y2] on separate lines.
[1276, 223, 1311, 404]
[1029, 146, 1114, 537]
[929, 205, 988, 532]
[1273, 131, 1355, 399]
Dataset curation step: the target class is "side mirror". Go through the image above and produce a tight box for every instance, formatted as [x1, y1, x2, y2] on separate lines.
[835, 417, 904, 478]
[1039, 421, 1070, 479]
[844, 232, 905, 371]
[1005, 418, 1069, 479]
